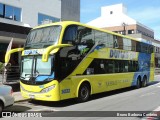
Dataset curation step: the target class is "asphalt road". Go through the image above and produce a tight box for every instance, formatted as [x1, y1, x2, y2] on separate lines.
[2, 75, 160, 120]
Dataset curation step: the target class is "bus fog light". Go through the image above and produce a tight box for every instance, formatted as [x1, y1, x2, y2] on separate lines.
[41, 85, 55, 93]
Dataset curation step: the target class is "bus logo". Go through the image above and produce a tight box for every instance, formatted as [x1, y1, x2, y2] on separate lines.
[110, 49, 137, 60]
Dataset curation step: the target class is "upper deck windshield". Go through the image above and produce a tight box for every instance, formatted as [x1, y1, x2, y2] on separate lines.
[25, 25, 61, 49]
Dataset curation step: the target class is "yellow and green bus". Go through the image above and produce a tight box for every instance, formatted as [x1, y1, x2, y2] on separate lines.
[5, 21, 155, 102]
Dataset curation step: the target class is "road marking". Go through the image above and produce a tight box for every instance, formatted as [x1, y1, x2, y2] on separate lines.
[147, 82, 160, 88]
[153, 106, 160, 111]
[139, 92, 156, 97]
[27, 107, 59, 112]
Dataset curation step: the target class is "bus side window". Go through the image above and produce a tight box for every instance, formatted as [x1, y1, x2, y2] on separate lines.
[107, 60, 114, 73]
[135, 61, 139, 71]
[78, 27, 94, 46]
[63, 25, 77, 44]
[114, 61, 119, 73]
[124, 62, 128, 72]
[119, 61, 124, 73]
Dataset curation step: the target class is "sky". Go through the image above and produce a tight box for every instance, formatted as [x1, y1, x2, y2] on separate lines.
[80, 0, 160, 39]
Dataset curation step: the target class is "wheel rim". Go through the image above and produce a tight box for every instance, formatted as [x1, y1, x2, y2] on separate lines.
[143, 78, 147, 87]
[80, 86, 89, 99]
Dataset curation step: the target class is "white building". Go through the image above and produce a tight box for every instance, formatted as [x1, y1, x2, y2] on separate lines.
[87, 4, 134, 28]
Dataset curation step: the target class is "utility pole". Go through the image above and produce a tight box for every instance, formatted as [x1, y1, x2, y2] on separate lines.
[122, 22, 126, 35]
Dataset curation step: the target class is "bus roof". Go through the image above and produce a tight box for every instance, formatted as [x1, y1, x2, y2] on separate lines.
[33, 21, 139, 42]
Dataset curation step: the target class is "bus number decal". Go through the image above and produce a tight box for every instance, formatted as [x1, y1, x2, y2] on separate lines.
[62, 89, 70, 94]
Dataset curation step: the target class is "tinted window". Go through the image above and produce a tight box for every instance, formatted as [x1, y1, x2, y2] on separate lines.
[136, 42, 153, 53]
[123, 38, 131, 50]
[26, 26, 61, 48]
[83, 59, 139, 75]
[79, 27, 94, 45]
[94, 30, 113, 48]
[63, 25, 95, 46]
[63, 25, 77, 43]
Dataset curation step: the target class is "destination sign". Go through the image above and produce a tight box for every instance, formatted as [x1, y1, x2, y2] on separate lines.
[24, 49, 45, 55]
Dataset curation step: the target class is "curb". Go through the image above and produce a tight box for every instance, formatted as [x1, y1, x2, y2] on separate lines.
[14, 98, 30, 103]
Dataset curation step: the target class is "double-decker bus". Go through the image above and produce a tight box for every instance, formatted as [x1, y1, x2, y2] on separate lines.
[5, 21, 155, 102]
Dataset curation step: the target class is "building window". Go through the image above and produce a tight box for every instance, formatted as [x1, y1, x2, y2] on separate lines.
[128, 30, 134, 34]
[0, 3, 4, 17]
[5, 5, 13, 19]
[0, 3, 21, 21]
[4, 4, 21, 21]
[38, 13, 60, 25]
[13, 7, 21, 21]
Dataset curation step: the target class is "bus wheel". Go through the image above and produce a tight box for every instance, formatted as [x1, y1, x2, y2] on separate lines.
[142, 76, 147, 87]
[136, 77, 141, 89]
[77, 83, 90, 102]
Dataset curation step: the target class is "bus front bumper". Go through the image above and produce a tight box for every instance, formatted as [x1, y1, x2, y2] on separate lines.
[20, 81, 60, 101]
[21, 90, 60, 101]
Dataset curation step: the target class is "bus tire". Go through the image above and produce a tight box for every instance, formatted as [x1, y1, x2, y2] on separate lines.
[142, 76, 147, 87]
[77, 83, 90, 102]
[136, 77, 141, 89]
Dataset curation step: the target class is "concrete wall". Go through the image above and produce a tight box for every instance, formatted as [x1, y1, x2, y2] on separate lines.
[21, 0, 61, 27]
[136, 24, 154, 38]
[101, 3, 127, 17]
[61, 0, 80, 22]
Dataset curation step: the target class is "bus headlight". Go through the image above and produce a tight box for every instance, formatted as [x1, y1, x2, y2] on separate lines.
[40, 85, 55, 93]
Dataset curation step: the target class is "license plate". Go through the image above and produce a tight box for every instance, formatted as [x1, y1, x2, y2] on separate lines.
[29, 94, 35, 99]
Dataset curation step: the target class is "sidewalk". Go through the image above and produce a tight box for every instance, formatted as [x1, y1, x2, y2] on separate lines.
[13, 91, 29, 103]
[6, 83, 29, 103]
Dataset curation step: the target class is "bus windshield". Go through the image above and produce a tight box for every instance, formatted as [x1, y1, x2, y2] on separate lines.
[25, 25, 61, 48]
[21, 56, 53, 81]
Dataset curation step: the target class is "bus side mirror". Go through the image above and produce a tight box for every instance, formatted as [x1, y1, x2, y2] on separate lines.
[42, 44, 73, 62]
[5, 48, 24, 63]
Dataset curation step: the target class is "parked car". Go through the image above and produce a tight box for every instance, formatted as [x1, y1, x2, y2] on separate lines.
[0, 84, 14, 113]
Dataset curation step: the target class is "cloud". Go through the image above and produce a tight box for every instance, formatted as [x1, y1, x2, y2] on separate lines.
[128, 7, 160, 25]
[128, 7, 160, 39]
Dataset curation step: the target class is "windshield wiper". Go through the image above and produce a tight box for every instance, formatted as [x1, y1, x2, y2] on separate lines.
[33, 70, 39, 77]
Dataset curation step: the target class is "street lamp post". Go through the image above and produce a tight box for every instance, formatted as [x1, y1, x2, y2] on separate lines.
[122, 22, 126, 35]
